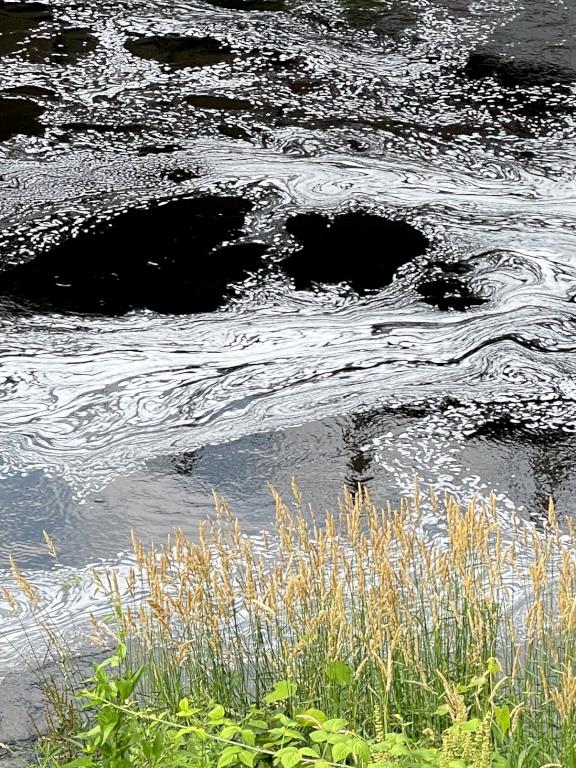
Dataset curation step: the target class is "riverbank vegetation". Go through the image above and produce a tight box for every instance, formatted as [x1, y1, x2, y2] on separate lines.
[7, 483, 576, 767]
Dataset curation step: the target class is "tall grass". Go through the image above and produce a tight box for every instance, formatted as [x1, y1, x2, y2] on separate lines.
[8, 483, 576, 765]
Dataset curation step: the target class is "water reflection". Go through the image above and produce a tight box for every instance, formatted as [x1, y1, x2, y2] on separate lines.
[0, 0, 576, 673]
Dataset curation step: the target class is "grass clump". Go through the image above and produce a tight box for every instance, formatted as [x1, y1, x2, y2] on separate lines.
[37, 642, 503, 768]
[7, 483, 576, 767]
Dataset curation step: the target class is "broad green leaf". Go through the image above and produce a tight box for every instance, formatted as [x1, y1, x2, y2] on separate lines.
[332, 742, 350, 763]
[241, 729, 256, 746]
[298, 747, 320, 758]
[217, 754, 238, 768]
[495, 705, 511, 737]
[217, 746, 241, 768]
[274, 714, 299, 728]
[487, 657, 501, 676]
[180, 726, 206, 741]
[492, 752, 509, 768]
[323, 719, 348, 733]
[352, 739, 371, 765]
[268, 727, 304, 744]
[326, 660, 353, 687]
[77, 725, 101, 741]
[221, 725, 242, 740]
[371, 742, 393, 752]
[458, 718, 481, 732]
[209, 705, 226, 721]
[327, 734, 348, 745]
[100, 721, 116, 746]
[240, 750, 255, 767]
[296, 709, 327, 727]
[152, 732, 164, 758]
[276, 747, 302, 768]
[264, 680, 297, 704]
[247, 719, 268, 730]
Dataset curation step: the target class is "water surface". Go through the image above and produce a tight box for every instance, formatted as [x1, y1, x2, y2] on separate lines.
[1, 0, 576, 675]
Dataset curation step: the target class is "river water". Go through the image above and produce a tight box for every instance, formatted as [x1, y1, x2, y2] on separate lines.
[1, 0, 576, 674]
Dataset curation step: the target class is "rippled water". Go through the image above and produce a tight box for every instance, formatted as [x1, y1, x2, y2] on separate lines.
[1, 0, 576, 676]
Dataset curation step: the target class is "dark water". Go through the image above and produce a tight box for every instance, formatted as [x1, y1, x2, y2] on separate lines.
[1, 0, 576, 673]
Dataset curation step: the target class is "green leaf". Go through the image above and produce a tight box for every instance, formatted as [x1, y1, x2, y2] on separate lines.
[246, 718, 268, 730]
[217, 746, 241, 768]
[276, 747, 302, 768]
[180, 726, 207, 741]
[240, 750, 255, 767]
[323, 719, 348, 733]
[326, 661, 353, 687]
[100, 721, 116, 746]
[328, 734, 348, 746]
[494, 705, 511, 737]
[241, 729, 256, 746]
[310, 730, 329, 744]
[487, 657, 501, 676]
[274, 714, 299, 728]
[434, 704, 450, 716]
[492, 751, 509, 768]
[371, 742, 392, 752]
[352, 739, 371, 766]
[268, 727, 304, 744]
[76, 725, 101, 741]
[264, 680, 297, 704]
[296, 709, 327, 727]
[61, 759, 95, 768]
[458, 718, 482, 732]
[209, 705, 227, 721]
[332, 742, 350, 763]
[298, 747, 320, 758]
[221, 725, 242, 740]
[152, 732, 164, 758]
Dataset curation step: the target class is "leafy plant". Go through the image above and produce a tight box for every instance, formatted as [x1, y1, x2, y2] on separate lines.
[36, 649, 511, 768]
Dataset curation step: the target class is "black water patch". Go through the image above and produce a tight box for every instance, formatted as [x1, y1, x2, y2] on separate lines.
[3, 84, 55, 99]
[126, 34, 234, 69]
[26, 27, 97, 64]
[417, 277, 486, 311]
[185, 94, 252, 111]
[288, 77, 322, 94]
[344, 0, 417, 37]
[415, 259, 485, 311]
[464, 1, 576, 87]
[465, 51, 575, 88]
[512, 89, 575, 119]
[218, 122, 251, 140]
[468, 410, 574, 447]
[204, 0, 285, 11]
[161, 168, 198, 183]
[0, 97, 44, 140]
[0, 196, 268, 315]
[282, 212, 429, 293]
[0, 1, 52, 57]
